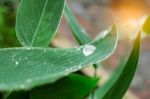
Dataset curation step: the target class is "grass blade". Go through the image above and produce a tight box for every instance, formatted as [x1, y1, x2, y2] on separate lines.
[94, 32, 141, 99]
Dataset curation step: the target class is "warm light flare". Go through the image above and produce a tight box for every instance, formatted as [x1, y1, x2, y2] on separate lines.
[113, 1, 147, 39]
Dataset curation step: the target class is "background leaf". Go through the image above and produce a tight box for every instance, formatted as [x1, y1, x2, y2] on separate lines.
[0, 26, 117, 91]
[94, 32, 141, 99]
[64, 3, 91, 45]
[6, 91, 29, 99]
[0, 4, 20, 48]
[16, 0, 65, 47]
[30, 73, 98, 99]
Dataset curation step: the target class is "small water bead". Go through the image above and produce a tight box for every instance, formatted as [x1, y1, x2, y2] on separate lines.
[26, 79, 32, 83]
[44, 62, 47, 65]
[20, 84, 25, 89]
[65, 68, 70, 72]
[64, 72, 69, 76]
[81, 28, 85, 33]
[27, 47, 31, 50]
[77, 66, 82, 70]
[82, 44, 96, 56]
[15, 61, 19, 65]
[43, 49, 47, 53]
[100, 30, 108, 38]
[77, 48, 81, 51]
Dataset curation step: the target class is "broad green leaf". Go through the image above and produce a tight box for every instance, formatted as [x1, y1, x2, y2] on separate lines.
[30, 73, 98, 99]
[64, 3, 91, 45]
[16, 0, 65, 47]
[142, 15, 150, 35]
[0, 26, 117, 91]
[94, 32, 141, 99]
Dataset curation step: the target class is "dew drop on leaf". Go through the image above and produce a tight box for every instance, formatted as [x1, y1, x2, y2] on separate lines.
[26, 79, 32, 83]
[15, 61, 19, 65]
[77, 48, 81, 51]
[98, 30, 108, 39]
[25, 57, 28, 60]
[20, 84, 25, 89]
[43, 62, 47, 65]
[27, 47, 31, 50]
[82, 44, 96, 56]
[43, 49, 48, 53]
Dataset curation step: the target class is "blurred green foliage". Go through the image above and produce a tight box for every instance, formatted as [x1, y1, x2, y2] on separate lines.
[0, 1, 20, 48]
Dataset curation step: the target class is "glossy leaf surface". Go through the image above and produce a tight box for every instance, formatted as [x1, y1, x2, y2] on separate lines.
[16, 0, 65, 47]
[0, 26, 117, 91]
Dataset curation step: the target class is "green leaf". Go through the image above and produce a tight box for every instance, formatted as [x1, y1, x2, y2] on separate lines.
[6, 91, 29, 99]
[64, 3, 91, 45]
[30, 73, 98, 99]
[0, 93, 2, 99]
[16, 0, 65, 47]
[64, 3, 100, 69]
[0, 26, 117, 91]
[6, 74, 98, 99]
[142, 15, 150, 35]
[94, 32, 141, 99]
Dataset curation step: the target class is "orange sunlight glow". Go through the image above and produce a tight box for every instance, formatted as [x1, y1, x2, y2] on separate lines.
[113, 1, 148, 39]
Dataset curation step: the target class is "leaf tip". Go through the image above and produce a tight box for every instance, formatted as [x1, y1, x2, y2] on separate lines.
[141, 15, 150, 35]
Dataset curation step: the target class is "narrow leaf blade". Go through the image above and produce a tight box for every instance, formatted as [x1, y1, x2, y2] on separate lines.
[16, 0, 65, 47]
[142, 15, 150, 35]
[64, 3, 91, 45]
[94, 32, 141, 99]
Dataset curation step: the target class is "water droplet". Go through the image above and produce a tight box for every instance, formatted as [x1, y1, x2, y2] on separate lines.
[43, 49, 47, 53]
[99, 30, 108, 38]
[25, 57, 28, 60]
[26, 79, 32, 83]
[44, 62, 47, 65]
[27, 47, 31, 50]
[64, 72, 69, 76]
[81, 29, 85, 33]
[20, 85, 25, 89]
[77, 66, 82, 70]
[65, 68, 70, 72]
[83, 44, 96, 56]
[77, 48, 81, 51]
[15, 61, 19, 65]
